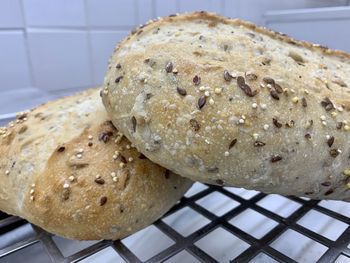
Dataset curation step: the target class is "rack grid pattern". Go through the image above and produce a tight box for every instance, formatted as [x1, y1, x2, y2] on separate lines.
[0, 183, 349, 263]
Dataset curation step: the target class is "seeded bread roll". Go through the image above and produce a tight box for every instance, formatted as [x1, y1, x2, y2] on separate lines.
[0, 89, 191, 240]
[102, 12, 350, 201]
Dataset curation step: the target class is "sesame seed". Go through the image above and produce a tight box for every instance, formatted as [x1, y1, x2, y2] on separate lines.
[224, 70, 233, 81]
[96, 174, 101, 179]
[238, 119, 245, 124]
[76, 153, 83, 159]
[128, 157, 133, 162]
[260, 83, 266, 88]
[204, 91, 210, 97]
[88, 135, 93, 140]
[30, 189, 34, 194]
[263, 124, 269, 131]
[254, 141, 266, 147]
[343, 169, 350, 176]
[272, 118, 283, 128]
[241, 115, 246, 120]
[271, 155, 282, 163]
[344, 125, 350, 131]
[198, 96, 207, 109]
[113, 155, 118, 160]
[111, 172, 116, 177]
[229, 138, 237, 149]
[176, 87, 187, 96]
[304, 89, 309, 94]
[5, 170, 9, 175]
[261, 104, 267, 110]
[100, 196, 107, 206]
[214, 88, 222, 94]
[63, 183, 70, 189]
[290, 89, 295, 93]
[322, 121, 327, 126]
[126, 144, 131, 149]
[252, 103, 258, 109]
[209, 98, 215, 105]
[31, 184, 35, 187]
[78, 148, 84, 153]
[286, 120, 295, 128]
[119, 163, 126, 168]
[291, 96, 299, 103]
[252, 133, 259, 140]
[95, 178, 105, 185]
[327, 136, 335, 147]
[337, 106, 344, 112]
[30, 196, 34, 201]
[320, 115, 326, 121]
[69, 176, 75, 182]
[224, 151, 230, 157]
[199, 86, 206, 91]
[331, 112, 337, 118]
[266, 84, 272, 89]
[113, 177, 118, 182]
[165, 61, 173, 73]
[304, 133, 311, 140]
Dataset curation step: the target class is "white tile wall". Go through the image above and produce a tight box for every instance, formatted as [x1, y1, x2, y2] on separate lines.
[0, 0, 23, 28]
[89, 31, 129, 85]
[222, 0, 239, 18]
[237, 0, 348, 25]
[0, 31, 31, 90]
[265, 7, 350, 52]
[178, 0, 222, 13]
[137, 0, 154, 24]
[22, 0, 86, 27]
[154, 0, 177, 17]
[27, 30, 92, 91]
[0, 0, 349, 117]
[86, 0, 137, 27]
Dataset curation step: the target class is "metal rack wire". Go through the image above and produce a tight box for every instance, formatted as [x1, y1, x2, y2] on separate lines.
[0, 183, 349, 263]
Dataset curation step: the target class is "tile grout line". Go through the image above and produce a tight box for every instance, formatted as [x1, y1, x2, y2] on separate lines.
[83, 0, 96, 87]
[18, 0, 36, 90]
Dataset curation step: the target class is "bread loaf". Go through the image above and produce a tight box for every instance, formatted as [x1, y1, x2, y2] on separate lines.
[102, 12, 350, 200]
[0, 89, 192, 240]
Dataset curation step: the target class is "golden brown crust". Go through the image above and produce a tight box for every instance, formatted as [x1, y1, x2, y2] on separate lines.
[0, 89, 191, 240]
[121, 11, 350, 62]
[103, 12, 350, 201]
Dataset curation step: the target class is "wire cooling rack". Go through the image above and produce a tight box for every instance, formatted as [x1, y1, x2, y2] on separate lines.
[0, 183, 349, 263]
